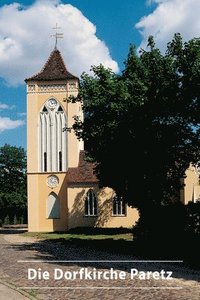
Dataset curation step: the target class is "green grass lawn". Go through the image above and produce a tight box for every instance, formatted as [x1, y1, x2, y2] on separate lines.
[22, 228, 135, 255]
[23, 232, 133, 241]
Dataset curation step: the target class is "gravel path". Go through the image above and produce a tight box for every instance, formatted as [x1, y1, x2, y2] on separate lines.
[0, 229, 199, 300]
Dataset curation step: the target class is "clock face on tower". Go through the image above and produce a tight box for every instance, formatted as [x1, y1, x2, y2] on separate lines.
[47, 98, 57, 109]
[46, 175, 59, 188]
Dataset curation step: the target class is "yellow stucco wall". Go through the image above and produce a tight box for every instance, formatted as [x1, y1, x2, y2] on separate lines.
[181, 164, 200, 204]
[28, 173, 68, 232]
[68, 185, 139, 229]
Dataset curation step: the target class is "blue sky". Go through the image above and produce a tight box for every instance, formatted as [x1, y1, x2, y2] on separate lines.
[0, 0, 200, 150]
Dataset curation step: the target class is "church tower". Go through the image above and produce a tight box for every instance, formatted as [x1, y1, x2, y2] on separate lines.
[25, 48, 83, 231]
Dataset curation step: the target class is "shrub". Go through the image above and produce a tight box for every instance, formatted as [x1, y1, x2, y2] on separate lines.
[132, 202, 200, 267]
[3, 215, 10, 225]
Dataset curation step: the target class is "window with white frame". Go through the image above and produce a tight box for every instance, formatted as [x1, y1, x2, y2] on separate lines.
[84, 190, 98, 216]
[39, 99, 67, 172]
[112, 195, 126, 216]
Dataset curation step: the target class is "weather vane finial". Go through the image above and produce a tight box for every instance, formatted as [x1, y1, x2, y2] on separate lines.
[51, 23, 63, 49]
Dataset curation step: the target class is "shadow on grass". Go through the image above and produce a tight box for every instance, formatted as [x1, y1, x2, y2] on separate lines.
[67, 227, 133, 235]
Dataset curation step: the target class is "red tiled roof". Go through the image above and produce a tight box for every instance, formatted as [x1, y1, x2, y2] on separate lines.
[25, 49, 78, 82]
[68, 151, 98, 184]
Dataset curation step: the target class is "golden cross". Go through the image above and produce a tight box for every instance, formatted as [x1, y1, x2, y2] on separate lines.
[51, 23, 63, 49]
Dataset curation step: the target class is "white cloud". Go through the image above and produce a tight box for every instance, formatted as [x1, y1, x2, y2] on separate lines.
[136, 0, 200, 52]
[0, 103, 15, 110]
[0, 103, 9, 110]
[0, 117, 24, 132]
[0, 0, 119, 86]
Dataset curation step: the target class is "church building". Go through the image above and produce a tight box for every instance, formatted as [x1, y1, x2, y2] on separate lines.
[25, 47, 139, 232]
[25, 47, 200, 232]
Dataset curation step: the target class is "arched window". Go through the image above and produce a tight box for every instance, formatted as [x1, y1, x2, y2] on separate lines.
[112, 195, 126, 216]
[39, 98, 67, 172]
[47, 192, 60, 219]
[84, 190, 97, 216]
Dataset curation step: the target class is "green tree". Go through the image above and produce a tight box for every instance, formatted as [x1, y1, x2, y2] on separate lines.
[72, 33, 200, 210]
[0, 144, 27, 224]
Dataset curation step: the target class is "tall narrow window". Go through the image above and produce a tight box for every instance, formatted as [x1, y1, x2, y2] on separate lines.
[112, 195, 126, 216]
[39, 99, 67, 172]
[84, 190, 97, 216]
[44, 152, 47, 172]
[59, 151, 62, 171]
[47, 192, 60, 219]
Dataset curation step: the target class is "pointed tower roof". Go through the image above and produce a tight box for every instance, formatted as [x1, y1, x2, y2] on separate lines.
[25, 49, 78, 82]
